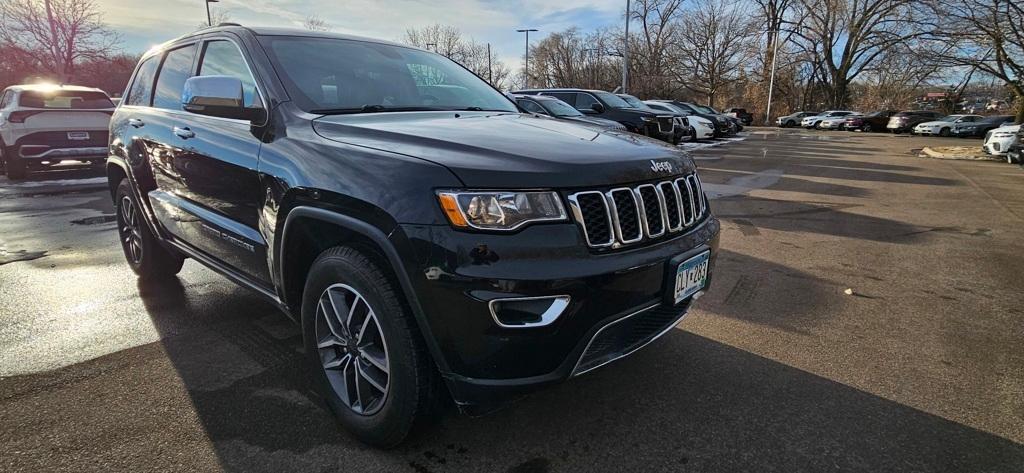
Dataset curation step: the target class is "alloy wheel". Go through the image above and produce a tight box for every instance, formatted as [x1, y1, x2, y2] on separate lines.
[119, 195, 143, 264]
[315, 283, 391, 416]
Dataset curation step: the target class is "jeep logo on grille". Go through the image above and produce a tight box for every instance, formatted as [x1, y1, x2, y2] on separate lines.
[650, 160, 674, 173]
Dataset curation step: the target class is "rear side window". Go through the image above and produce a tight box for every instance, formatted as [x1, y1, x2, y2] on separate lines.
[126, 57, 159, 106]
[19, 90, 113, 109]
[153, 44, 198, 111]
[198, 40, 260, 108]
[543, 92, 576, 106]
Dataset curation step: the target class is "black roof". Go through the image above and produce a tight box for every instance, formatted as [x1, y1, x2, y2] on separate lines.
[145, 24, 420, 59]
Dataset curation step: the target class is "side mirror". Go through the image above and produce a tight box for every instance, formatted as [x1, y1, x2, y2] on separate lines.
[182, 76, 263, 121]
[591, 103, 605, 114]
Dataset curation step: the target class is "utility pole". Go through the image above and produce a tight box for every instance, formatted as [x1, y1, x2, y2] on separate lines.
[622, 0, 630, 94]
[425, 42, 437, 53]
[206, 0, 219, 26]
[487, 43, 493, 84]
[516, 28, 538, 89]
[764, 28, 781, 125]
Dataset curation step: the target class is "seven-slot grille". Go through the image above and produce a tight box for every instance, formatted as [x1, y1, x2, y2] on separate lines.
[656, 116, 674, 134]
[568, 173, 707, 248]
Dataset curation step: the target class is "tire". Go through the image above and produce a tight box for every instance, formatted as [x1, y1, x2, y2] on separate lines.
[690, 128, 698, 142]
[114, 179, 184, 278]
[786, 120, 796, 127]
[813, 121, 822, 129]
[939, 127, 950, 137]
[863, 124, 873, 132]
[302, 246, 440, 448]
[6, 156, 27, 180]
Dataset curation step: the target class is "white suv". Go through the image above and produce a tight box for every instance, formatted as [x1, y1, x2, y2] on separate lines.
[0, 84, 114, 179]
[983, 124, 1021, 157]
[801, 111, 856, 129]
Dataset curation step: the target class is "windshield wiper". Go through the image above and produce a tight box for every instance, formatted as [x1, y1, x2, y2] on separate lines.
[311, 105, 447, 115]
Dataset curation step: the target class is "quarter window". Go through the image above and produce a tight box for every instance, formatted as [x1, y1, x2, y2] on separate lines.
[198, 40, 261, 108]
[153, 44, 198, 111]
[0, 91, 13, 108]
[126, 57, 159, 106]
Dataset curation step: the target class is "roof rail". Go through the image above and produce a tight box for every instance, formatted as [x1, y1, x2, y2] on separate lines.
[217, 22, 241, 27]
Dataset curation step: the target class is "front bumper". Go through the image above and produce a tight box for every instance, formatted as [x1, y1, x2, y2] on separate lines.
[400, 216, 720, 409]
[984, 138, 1015, 155]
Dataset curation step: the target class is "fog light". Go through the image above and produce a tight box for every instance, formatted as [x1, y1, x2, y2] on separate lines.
[488, 295, 571, 328]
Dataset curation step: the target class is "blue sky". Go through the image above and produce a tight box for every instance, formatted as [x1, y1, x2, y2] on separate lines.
[95, 0, 626, 71]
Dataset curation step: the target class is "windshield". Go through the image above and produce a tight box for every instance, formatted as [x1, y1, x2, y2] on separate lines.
[619, 95, 651, 110]
[19, 90, 113, 109]
[693, 104, 718, 114]
[937, 116, 960, 122]
[540, 99, 583, 117]
[651, 102, 687, 114]
[593, 91, 632, 109]
[258, 36, 517, 114]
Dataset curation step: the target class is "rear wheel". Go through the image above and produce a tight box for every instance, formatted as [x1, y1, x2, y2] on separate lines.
[863, 123, 873, 132]
[115, 179, 184, 278]
[786, 120, 795, 127]
[302, 246, 441, 448]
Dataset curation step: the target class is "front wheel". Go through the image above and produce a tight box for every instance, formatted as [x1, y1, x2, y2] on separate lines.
[115, 179, 184, 278]
[939, 127, 950, 137]
[863, 124, 873, 132]
[302, 246, 441, 448]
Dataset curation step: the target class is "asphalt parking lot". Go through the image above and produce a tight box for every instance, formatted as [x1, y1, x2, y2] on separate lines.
[1, 129, 1022, 472]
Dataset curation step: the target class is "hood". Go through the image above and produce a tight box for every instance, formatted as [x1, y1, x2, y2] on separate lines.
[562, 115, 626, 129]
[916, 120, 951, 127]
[312, 111, 694, 188]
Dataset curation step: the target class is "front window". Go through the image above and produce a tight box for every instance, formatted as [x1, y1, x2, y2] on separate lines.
[540, 99, 583, 117]
[692, 104, 717, 114]
[592, 91, 631, 109]
[19, 89, 113, 109]
[259, 36, 516, 114]
[618, 95, 651, 110]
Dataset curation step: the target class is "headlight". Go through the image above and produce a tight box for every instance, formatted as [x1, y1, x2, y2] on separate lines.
[437, 191, 567, 231]
[640, 116, 655, 123]
[994, 132, 1015, 138]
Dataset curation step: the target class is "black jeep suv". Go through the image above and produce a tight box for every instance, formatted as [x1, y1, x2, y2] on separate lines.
[108, 25, 720, 447]
[513, 88, 677, 143]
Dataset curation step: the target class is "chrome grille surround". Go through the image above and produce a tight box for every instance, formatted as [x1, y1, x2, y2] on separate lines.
[568, 173, 708, 249]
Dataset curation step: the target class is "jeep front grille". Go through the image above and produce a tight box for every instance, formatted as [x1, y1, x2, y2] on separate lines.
[568, 174, 708, 248]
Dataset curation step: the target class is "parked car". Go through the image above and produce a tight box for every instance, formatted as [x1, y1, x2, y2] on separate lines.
[886, 110, 942, 134]
[912, 114, 984, 136]
[514, 88, 676, 143]
[514, 94, 627, 132]
[1006, 129, 1023, 164]
[844, 110, 898, 132]
[109, 25, 720, 447]
[953, 115, 1016, 138]
[0, 84, 114, 179]
[776, 111, 819, 127]
[616, 94, 687, 144]
[693, 104, 742, 132]
[801, 111, 856, 129]
[649, 100, 734, 137]
[983, 124, 1021, 157]
[819, 113, 860, 130]
[724, 107, 753, 126]
[645, 101, 714, 141]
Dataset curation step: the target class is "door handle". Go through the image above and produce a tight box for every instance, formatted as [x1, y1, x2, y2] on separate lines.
[128, 118, 144, 128]
[173, 126, 195, 139]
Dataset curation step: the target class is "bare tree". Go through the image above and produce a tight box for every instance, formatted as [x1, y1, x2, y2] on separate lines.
[0, 0, 119, 83]
[672, 0, 756, 107]
[302, 14, 329, 32]
[925, 0, 1024, 122]
[626, 0, 685, 98]
[195, 7, 232, 30]
[789, 0, 924, 108]
[404, 24, 511, 89]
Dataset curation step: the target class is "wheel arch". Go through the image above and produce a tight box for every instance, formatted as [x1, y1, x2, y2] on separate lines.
[278, 206, 450, 374]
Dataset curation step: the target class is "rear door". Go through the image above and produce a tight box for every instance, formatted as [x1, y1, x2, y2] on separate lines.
[132, 38, 270, 284]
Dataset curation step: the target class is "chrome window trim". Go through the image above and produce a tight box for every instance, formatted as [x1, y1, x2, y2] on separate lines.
[567, 191, 615, 248]
[634, 184, 666, 239]
[606, 187, 643, 244]
[488, 295, 572, 329]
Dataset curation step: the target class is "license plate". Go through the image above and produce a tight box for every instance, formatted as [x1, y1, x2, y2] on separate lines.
[674, 251, 710, 303]
[67, 131, 90, 141]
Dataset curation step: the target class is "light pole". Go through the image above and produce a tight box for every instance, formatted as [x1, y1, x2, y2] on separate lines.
[622, 0, 630, 94]
[516, 28, 538, 89]
[206, 0, 219, 26]
[764, 28, 781, 125]
[425, 42, 437, 53]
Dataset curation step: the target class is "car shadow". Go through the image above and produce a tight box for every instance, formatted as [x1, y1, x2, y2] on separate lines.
[132, 273, 1024, 472]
